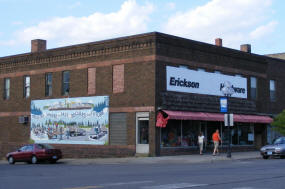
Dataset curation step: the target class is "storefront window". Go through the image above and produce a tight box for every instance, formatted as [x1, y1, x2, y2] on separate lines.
[161, 120, 255, 147]
[222, 123, 254, 146]
[206, 122, 221, 146]
[182, 120, 199, 147]
[161, 120, 181, 147]
[232, 126, 239, 145]
[161, 120, 200, 147]
[238, 124, 254, 145]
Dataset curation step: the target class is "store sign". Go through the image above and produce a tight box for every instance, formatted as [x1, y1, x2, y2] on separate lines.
[166, 66, 247, 98]
[31, 96, 109, 145]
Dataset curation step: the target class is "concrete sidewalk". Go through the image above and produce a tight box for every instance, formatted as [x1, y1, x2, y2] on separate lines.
[0, 151, 261, 165]
[61, 151, 261, 165]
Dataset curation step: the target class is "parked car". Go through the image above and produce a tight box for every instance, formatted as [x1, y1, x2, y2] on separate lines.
[89, 134, 98, 140]
[6, 144, 62, 164]
[260, 137, 285, 159]
[70, 128, 86, 137]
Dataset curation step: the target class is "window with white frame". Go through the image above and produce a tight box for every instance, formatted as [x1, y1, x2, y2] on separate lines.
[62, 71, 70, 96]
[270, 80, 276, 102]
[250, 77, 257, 100]
[4, 78, 10, 100]
[24, 76, 30, 98]
[45, 73, 52, 97]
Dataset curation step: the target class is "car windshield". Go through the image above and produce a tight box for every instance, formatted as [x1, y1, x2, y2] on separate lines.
[273, 138, 285, 145]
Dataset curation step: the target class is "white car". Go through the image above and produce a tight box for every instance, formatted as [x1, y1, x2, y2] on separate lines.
[260, 137, 285, 159]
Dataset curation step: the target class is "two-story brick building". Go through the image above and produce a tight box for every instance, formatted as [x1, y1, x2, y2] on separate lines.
[0, 32, 284, 158]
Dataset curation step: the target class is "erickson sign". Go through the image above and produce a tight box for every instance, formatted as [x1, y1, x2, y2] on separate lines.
[166, 66, 247, 98]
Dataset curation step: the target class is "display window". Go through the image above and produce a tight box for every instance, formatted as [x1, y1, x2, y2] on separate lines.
[221, 123, 254, 146]
[161, 120, 255, 148]
[161, 120, 199, 147]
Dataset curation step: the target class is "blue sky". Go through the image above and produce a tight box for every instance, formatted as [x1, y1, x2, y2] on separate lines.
[0, 0, 284, 57]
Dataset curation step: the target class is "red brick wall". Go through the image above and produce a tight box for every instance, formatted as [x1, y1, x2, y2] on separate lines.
[0, 33, 157, 159]
[52, 144, 135, 158]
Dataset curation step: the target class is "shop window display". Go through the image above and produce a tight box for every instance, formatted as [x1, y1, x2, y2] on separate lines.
[161, 120, 254, 147]
[161, 120, 199, 147]
[182, 120, 199, 147]
[161, 120, 181, 147]
[222, 123, 254, 146]
[239, 124, 254, 145]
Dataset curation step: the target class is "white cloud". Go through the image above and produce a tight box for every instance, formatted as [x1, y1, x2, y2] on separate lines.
[15, 0, 154, 47]
[163, 0, 276, 49]
[250, 21, 278, 39]
[166, 2, 176, 10]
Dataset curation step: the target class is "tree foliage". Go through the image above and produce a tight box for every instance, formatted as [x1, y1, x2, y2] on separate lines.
[272, 110, 285, 136]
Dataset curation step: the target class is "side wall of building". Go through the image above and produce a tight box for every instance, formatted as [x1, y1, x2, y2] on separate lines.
[0, 34, 157, 158]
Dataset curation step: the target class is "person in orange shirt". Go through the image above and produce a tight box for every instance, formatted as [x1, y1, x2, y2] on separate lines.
[212, 129, 221, 156]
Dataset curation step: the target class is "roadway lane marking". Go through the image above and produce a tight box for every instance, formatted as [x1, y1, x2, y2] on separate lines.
[103, 180, 154, 186]
[141, 183, 208, 189]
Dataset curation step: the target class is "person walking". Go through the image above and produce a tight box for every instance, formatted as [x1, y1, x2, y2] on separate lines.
[212, 129, 221, 156]
[198, 132, 205, 155]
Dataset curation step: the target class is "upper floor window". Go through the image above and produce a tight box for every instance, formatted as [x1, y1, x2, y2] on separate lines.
[4, 78, 10, 100]
[113, 65, 124, 93]
[270, 80, 276, 102]
[250, 77, 257, 100]
[62, 71, 70, 96]
[88, 68, 96, 95]
[45, 73, 52, 97]
[24, 76, 30, 98]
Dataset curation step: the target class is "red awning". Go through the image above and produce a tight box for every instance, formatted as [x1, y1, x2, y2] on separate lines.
[162, 110, 273, 124]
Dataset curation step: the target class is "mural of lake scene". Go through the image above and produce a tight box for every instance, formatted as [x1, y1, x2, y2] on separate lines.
[31, 96, 109, 145]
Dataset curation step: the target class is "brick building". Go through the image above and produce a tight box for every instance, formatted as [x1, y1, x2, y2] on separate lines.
[0, 32, 284, 158]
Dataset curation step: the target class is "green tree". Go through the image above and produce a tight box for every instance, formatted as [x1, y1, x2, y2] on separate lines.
[272, 110, 285, 136]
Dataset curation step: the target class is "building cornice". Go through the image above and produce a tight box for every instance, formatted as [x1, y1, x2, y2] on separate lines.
[0, 33, 156, 71]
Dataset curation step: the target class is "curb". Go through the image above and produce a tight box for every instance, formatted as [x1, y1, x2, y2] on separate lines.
[0, 153, 261, 165]
[59, 153, 261, 165]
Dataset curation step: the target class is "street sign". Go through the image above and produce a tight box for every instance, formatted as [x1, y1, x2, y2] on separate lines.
[224, 113, 234, 126]
[220, 97, 227, 113]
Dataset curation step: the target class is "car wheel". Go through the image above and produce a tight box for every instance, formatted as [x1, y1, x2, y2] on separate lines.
[263, 155, 269, 159]
[31, 156, 38, 164]
[8, 156, 15, 164]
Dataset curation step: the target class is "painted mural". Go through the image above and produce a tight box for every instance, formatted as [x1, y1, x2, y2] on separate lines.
[31, 96, 109, 145]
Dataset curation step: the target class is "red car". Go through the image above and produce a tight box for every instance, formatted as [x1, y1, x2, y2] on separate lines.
[6, 144, 62, 164]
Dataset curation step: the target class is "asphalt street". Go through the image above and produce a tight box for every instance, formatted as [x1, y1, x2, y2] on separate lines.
[0, 156, 284, 189]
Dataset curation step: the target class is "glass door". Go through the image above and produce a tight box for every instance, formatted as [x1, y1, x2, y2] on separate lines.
[138, 119, 149, 144]
[136, 112, 149, 154]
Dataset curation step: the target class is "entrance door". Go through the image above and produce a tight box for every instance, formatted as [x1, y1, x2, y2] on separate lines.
[136, 112, 149, 154]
